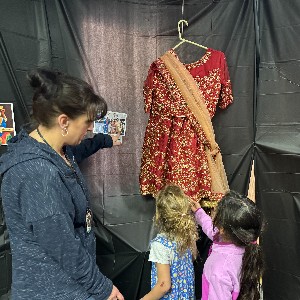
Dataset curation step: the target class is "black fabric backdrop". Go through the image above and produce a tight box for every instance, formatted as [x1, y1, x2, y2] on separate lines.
[257, 0, 300, 299]
[0, 1, 299, 299]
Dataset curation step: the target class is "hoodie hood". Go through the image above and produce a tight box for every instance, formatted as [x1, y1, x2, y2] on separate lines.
[0, 129, 69, 176]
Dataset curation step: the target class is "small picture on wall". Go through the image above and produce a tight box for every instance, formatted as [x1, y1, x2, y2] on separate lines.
[0, 103, 16, 146]
[93, 111, 127, 144]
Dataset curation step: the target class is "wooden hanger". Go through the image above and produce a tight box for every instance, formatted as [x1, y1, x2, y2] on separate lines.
[173, 19, 208, 50]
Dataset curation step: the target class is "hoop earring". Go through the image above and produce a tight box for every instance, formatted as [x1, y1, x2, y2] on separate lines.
[61, 126, 68, 137]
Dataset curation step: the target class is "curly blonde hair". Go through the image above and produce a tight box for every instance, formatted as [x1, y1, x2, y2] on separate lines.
[155, 184, 199, 258]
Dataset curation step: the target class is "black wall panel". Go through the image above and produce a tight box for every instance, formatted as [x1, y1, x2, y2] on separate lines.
[257, 0, 300, 299]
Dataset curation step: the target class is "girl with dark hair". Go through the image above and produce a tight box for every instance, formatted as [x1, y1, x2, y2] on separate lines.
[191, 191, 264, 300]
[140, 184, 198, 300]
[0, 69, 123, 300]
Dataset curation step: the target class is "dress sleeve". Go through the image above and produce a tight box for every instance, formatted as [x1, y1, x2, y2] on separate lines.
[195, 208, 219, 241]
[149, 240, 172, 265]
[143, 63, 156, 113]
[218, 53, 234, 109]
[17, 162, 113, 299]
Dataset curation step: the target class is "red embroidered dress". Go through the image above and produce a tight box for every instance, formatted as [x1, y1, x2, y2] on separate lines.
[140, 48, 233, 202]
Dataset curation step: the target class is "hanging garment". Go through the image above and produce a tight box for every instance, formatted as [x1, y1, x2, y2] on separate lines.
[140, 48, 233, 205]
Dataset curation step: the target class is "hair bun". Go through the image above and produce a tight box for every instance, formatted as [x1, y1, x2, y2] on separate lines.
[27, 69, 60, 100]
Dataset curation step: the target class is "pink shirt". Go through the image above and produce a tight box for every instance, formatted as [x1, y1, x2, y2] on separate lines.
[195, 208, 245, 300]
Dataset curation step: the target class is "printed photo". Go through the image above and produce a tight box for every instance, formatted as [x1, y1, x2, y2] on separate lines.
[94, 111, 127, 137]
[0, 103, 16, 146]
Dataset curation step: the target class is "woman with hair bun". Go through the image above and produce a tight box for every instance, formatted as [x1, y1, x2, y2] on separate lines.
[0, 69, 123, 300]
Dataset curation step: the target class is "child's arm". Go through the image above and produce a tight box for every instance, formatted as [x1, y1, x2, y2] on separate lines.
[191, 200, 218, 240]
[140, 263, 171, 300]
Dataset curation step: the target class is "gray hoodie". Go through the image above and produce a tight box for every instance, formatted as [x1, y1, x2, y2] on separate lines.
[0, 130, 112, 300]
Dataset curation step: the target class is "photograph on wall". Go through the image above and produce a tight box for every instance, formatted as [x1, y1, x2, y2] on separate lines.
[0, 103, 16, 146]
[93, 111, 127, 143]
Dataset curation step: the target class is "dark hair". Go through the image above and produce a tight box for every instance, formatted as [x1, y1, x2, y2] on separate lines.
[27, 69, 107, 127]
[213, 191, 264, 300]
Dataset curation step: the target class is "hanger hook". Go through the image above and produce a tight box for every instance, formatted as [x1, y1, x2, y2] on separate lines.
[177, 19, 188, 40]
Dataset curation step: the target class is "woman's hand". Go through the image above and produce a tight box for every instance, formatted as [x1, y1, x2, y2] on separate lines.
[110, 133, 121, 146]
[107, 285, 124, 300]
[190, 199, 201, 212]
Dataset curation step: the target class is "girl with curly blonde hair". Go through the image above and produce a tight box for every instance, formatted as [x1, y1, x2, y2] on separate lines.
[140, 184, 198, 300]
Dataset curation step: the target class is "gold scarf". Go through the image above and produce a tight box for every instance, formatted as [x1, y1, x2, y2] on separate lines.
[160, 51, 229, 197]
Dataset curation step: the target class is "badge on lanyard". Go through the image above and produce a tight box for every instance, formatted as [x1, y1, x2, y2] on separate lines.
[85, 208, 93, 233]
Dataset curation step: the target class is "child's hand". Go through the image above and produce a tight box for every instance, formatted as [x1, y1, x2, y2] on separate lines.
[190, 200, 201, 212]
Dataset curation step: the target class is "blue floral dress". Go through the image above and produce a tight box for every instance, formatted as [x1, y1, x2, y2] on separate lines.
[149, 234, 195, 299]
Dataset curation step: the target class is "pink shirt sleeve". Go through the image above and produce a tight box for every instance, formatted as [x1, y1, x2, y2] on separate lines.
[194, 208, 218, 241]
